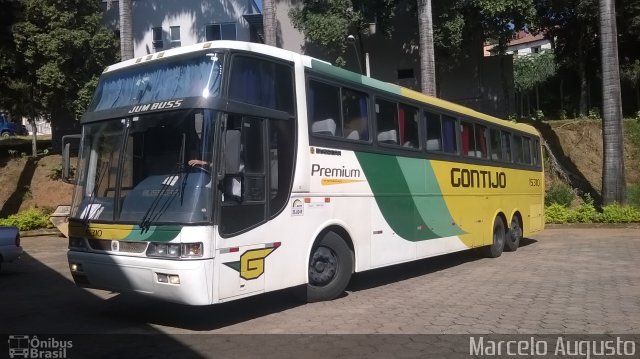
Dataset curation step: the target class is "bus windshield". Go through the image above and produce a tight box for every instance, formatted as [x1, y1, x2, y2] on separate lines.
[69, 109, 217, 225]
[89, 52, 224, 112]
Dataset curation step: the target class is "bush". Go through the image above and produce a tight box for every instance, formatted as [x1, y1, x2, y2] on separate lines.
[628, 183, 640, 209]
[545, 203, 570, 224]
[545, 184, 574, 207]
[0, 208, 52, 231]
[601, 203, 640, 223]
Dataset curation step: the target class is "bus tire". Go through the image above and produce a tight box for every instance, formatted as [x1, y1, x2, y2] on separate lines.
[306, 231, 353, 303]
[482, 217, 506, 258]
[505, 215, 522, 252]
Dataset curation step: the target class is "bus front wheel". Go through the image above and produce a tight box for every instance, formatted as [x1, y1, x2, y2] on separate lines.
[306, 231, 353, 302]
[482, 217, 506, 258]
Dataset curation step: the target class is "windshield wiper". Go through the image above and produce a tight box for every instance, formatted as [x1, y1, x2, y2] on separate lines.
[81, 159, 110, 227]
[139, 134, 187, 232]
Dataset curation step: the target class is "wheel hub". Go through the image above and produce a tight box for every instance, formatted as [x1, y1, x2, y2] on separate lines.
[309, 246, 337, 286]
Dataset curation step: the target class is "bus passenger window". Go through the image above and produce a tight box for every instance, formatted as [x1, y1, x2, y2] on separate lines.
[441, 115, 457, 153]
[475, 124, 488, 158]
[342, 88, 369, 141]
[523, 137, 532, 165]
[229, 56, 293, 114]
[501, 131, 512, 162]
[532, 139, 540, 166]
[490, 128, 502, 160]
[513, 135, 524, 164]
[308, 80, 341, 137]
[461, 121, 476, 157]
[399, 104, 419, 149]
[425, 111, 442, 151]
[375, 99, 399, 144]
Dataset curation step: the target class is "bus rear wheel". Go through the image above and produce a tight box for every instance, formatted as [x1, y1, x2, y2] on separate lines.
[505, 215, 522, 252]
[482, 217, 506, 258]
[306, 231, 353, 303]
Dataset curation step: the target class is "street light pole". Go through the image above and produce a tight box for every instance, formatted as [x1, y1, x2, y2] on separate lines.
[346, 35, 364, 75]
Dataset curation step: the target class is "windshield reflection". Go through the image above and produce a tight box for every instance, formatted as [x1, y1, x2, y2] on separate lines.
[70, 110, 216, 225]
[90, 52, 224, 112]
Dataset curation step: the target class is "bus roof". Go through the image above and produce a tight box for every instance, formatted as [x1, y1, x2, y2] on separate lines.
[103, 41, 538, 137]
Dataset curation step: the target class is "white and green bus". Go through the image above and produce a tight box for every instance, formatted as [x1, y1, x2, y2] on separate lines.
[65, 41, 544, 305]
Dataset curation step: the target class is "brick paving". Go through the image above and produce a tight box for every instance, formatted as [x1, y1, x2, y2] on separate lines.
[2, 228, 639, 335]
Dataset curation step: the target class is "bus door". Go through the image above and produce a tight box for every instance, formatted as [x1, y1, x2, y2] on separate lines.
[216, 115, 271, 300]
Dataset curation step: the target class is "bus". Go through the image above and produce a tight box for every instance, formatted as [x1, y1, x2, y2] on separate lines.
[64, 41, 544, 305]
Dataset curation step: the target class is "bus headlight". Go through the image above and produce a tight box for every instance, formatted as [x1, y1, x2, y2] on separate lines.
[181, 243, 203, 258]
[146, 242, 202, 258]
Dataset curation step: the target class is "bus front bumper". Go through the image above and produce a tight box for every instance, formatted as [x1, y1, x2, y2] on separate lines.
[67, 250, 214, 305]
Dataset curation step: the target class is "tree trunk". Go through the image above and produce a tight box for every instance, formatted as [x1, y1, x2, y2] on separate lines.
[599, 0, 626, 205]
[30, 120, 37, 157]
[263, 0, 277, 46]
[417, 0, 436, 96]
[119, 0, 134, 61]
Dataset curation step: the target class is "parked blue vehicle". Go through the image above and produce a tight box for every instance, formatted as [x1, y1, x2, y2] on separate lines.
[0, 114, 27, 137]
[0, 226, 22, 271]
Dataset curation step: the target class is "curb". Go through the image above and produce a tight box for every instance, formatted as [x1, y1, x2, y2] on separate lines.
[20, 229, 65, 238]
[545, 223, 640, 229]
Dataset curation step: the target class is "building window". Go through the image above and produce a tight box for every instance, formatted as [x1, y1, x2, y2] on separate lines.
[152, 27, 163, 49]
[532, 46, 541, 54]
[205, 23, 237, 41]
[170, 26, 181, 47]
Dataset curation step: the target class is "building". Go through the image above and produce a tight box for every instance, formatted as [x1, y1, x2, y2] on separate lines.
[484, 31, 552, 57]
[102, 0, 264, 58]
[102, 0, 514, 118]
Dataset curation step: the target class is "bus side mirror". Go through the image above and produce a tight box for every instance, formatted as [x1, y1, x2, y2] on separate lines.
[61, 134, 81, 184]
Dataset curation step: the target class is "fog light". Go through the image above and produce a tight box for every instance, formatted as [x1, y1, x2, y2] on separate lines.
[70, 263, 83, 272]
[168, 275, 180, 284]
[157, 273, 168, 283]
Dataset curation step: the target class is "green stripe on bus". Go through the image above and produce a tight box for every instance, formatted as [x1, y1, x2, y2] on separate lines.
[127, 225, 183, 242]
[356, 152, 463, 242]
[310, 59, 401, 95]
[355, 152, 464, 242]
[396, 157, 465, 238]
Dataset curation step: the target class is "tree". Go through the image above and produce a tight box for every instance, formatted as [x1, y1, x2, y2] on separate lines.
[289, 0, 398, 67]
[599, 0, 626, 205]
[263, 0, 277, 46]
[417, 0, 436, 95]
[119, 0, 134, 61]
[534, 0, 599, 116]
[11, 0, 118, 155]
[513, 51, 558, 117]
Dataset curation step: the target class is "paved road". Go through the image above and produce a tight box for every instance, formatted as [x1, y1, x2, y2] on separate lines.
[2, 228, 639, 336]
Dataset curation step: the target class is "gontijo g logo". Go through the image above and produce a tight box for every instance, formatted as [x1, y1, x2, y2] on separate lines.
[8, 335, 72, 358]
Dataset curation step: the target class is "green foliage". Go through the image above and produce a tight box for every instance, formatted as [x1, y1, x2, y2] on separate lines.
[545, 203, 640, 224]
[545, 183, 574, 207]
[289, 0, 397, 66]
[601, 203, 640, 223]
[628, 183, 640, 209]
[4, 0, 118, 121]
[545, 203, 570, 223]
[0, 208, 52, 231]
[587, 108, 601, 121]
[48, 163, 63, 180]
[513, 51, 558, 93]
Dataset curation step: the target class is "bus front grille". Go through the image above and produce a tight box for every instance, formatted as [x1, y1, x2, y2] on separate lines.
[87, 239, 148, 253]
